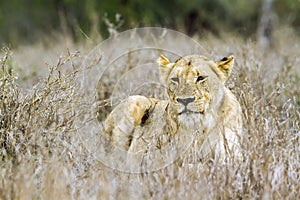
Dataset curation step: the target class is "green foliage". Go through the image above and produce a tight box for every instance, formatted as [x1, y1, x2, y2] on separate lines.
[0, 0, 300, 45]
[274, 0, 300, 31]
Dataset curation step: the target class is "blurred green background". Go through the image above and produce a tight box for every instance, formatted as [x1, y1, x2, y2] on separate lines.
[0, 0, 300, 46]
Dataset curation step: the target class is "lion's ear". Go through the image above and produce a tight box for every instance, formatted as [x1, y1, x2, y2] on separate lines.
[157, 55, 175, 84]
[157, 55, 171, 66]
[215, 55, 234, 83]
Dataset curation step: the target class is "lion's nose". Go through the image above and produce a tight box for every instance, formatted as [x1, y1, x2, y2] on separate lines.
[176, 97, 195, 106]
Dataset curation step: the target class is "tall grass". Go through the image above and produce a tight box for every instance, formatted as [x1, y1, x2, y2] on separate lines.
[0, 28, 299, 199]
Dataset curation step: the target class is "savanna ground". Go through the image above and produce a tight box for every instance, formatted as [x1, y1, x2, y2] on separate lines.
[0, 26, 299, 199]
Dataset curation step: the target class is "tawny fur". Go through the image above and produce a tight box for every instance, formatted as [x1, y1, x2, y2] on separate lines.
[103, 54, 242, 162]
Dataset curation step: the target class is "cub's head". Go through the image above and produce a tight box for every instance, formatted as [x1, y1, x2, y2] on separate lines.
[157, 54, 234, 116]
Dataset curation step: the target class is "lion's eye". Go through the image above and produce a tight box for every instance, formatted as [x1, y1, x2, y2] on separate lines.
[171, 77, 179, 83]
[196, 75, 208, 83]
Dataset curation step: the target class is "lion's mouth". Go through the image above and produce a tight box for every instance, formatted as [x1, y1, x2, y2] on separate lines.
[178, 107, 203, 115]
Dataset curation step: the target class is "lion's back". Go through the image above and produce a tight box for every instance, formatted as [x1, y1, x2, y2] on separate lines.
[103, 95, 178, 153]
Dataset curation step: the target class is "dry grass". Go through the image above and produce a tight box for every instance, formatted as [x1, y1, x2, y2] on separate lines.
[0, 27, 299, 199]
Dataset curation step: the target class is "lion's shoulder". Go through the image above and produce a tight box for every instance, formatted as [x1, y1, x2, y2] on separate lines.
[103, 95, 177, 152]
[104, 95, 159, 129]
[104, 95, 170, 131]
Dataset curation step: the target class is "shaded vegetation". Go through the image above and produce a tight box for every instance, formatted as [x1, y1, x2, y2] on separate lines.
[1, 0, 300, 45]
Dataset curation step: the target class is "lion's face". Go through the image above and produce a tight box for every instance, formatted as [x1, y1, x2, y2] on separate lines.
[167, 60, 210, 115]
[158, 54, 234, 116]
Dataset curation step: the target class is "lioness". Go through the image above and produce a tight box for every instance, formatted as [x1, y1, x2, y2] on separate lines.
[103, 54, 242, 162]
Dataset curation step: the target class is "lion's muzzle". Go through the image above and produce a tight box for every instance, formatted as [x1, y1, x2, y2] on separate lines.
[176, 97, 195, 106]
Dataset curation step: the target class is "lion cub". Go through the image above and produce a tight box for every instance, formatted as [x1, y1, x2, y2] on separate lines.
[103, 54, 242, 162]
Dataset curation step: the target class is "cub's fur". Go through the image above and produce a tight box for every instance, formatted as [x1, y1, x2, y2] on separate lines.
[103, 54, 242, 161]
